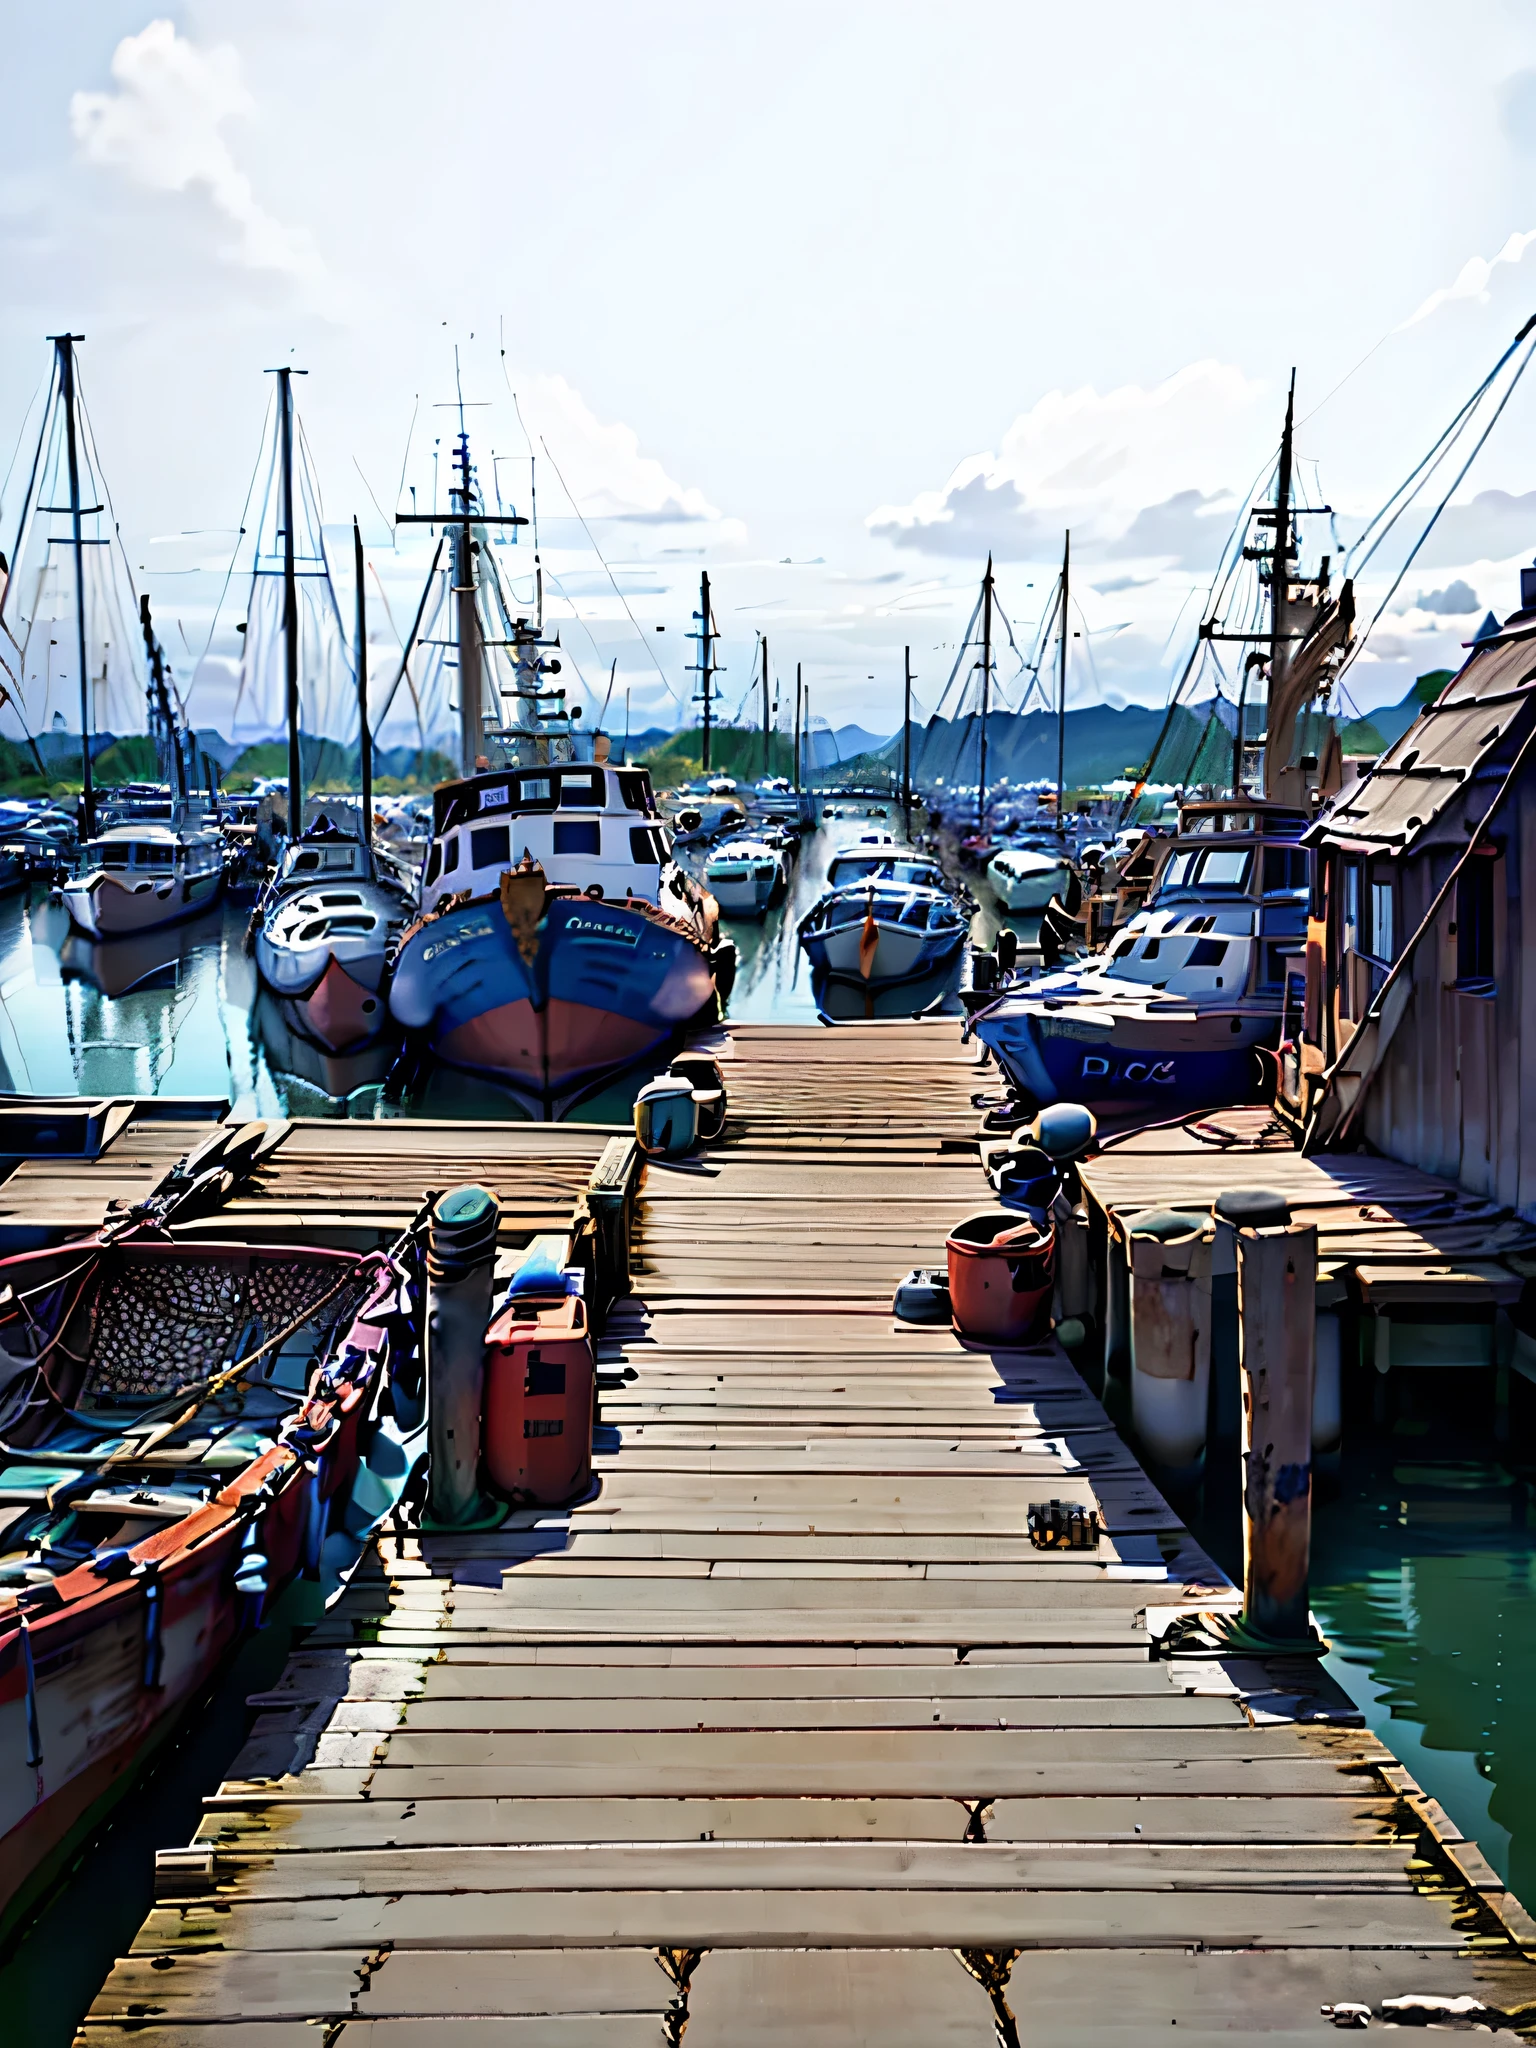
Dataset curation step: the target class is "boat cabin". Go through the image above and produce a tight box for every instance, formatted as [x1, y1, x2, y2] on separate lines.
[1285, 593, 1536, 1210]
[421, 762, 670, 915]
[80, 821, 221, 878]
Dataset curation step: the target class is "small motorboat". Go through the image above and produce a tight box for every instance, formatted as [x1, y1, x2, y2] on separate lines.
[798, 878, 967, 985]
[987, 841, 1075, 912]
[60, 809, 224, 939]
[0, 1182, 422, 1941]
[253, 806, 418, 1063]
[703, 836, 789, 919]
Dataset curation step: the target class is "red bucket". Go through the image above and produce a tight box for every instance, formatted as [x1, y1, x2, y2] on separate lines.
[946, 1210, 1056, 1345]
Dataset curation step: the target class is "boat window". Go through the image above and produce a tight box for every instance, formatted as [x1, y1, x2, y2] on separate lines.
[1109, 934, 1135, 959]
[558, 769, 605, 808]
[291, 849, 322, 872]
[1262, 846, 1309, 897]
[554, 820, 601, 857]
[470, 825, 511, 870]
[425, 843, 442, 886]
[617, 770, 655, 815]
[95, 843, 130, 868]
[131, 844, 175, 870]
[1156, 851, 1196, 891]
[629, 826, 666, 864]
[1141, 938, 1161, 960]
[516, 775, 555, 810]
[1194, 848, 1252, 890]
[443, 835, 459, 874]
[1188, 937, 1227, 967]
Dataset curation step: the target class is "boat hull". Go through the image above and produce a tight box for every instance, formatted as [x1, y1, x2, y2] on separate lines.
[61, 868, 222, 939]
[987, 856, 1072, 912]
[801, 918, 963, 985]
[975, 998, 1274, 1111]
[389, 892, 716, 1102]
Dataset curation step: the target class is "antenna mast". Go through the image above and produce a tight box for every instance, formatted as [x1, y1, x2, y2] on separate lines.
[761, 634, 771, 776]
[354, 517, 371, 841]
[902, 646, 913, 839]
[271, 366, 303, 831]
[690, 571, 717, 773]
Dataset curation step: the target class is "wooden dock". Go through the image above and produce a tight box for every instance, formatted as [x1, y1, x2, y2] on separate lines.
[78, 1025, 1536, 2043]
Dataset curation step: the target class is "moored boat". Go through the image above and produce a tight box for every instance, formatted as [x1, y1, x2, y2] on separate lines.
[798, 875, 967, 985]
[987, 841, 1075, 912]
[703, 836, 789, 918]
[61, 811, 224, 939]
[0, 1196, 420, 1939]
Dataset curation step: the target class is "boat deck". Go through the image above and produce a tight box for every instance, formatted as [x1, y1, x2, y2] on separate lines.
[1078, 1104, 1536, 1309]
[80, 1026, 1536, 2043]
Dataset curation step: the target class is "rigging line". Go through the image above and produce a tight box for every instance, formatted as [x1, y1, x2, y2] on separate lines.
[0, 372, 45, 534]
[1345, 317, 1534, 571]
[507, 384, 540, 554]
[598, 657, 617, 727]
[928, 584, 986, 724]
[0, 361, 58, 647]
[367, 563, 428, 746]
[532, 429, 681, 707]
[392, 393, 419, 531]
[352, 456, 395, 541]
[1343, 329, 1536, 679]
[540, 563, 617, 679]
[197, 389, 273, 678]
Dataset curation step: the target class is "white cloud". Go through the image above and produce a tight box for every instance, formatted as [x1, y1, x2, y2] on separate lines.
[866, 360, 1266, 566]
[1398, 229, 1536, 329]
[516, 372, 739, 536]
[70, 19, 316, 276]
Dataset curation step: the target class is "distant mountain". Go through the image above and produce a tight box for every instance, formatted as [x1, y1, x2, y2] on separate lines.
[809, 724, 890, 766]
[829, 701, 1217, 791]
[1342, 670, 1453, 755]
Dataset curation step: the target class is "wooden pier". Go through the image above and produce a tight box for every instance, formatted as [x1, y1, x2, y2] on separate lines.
[78, 1025, 1536, 2043]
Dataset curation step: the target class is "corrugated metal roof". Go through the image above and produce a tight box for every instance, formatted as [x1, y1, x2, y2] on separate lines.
[1311, 624, 1536, 851]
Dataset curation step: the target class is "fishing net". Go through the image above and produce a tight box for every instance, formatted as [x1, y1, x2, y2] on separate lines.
[81, 1252, 369, 1408]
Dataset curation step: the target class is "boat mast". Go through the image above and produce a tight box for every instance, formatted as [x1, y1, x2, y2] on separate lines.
[902, 645, 913, 839]
[453, 428, 483, 776]
[977, 555, 993, 838]
[761, 635, 770, 776]
[1254, 369, 1297, 795]
[354, 517, 372, 842]
[793, 662, 802, 793]
[1057, 530, 1070, 832]
[139, 595, 187, 800]
[273, 366, 303, 833]
[53, 336, 94, 839]
[691, 571, 716, 773]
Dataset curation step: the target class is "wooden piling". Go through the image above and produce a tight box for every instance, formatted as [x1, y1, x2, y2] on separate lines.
[1236, 1222, 1317, 1642]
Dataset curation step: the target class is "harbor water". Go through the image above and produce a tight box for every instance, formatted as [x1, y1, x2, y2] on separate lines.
[3, 818, 1532, 2036]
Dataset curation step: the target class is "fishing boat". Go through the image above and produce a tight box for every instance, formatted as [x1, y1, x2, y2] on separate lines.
[972, 796, 1313, 1108]
[385, 421, 727, 1112]
[703, 836, 789, 918]
[798, 875, 967, 985]
[0, 1143, 423, 1939]
[972, 375, 1355, 1115]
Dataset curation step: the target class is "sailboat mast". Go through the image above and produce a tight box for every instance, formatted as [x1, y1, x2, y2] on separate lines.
[978, 555, 993, 837]
[793, 663, 802, 793]
[354, 517, 372, 842]
[902, 645, 913, 839]
[1057, 530, 1070, 831]
[54, 336, 94, 839]
[761, 635, 770, 776]
[276, 367, 302, 831]
[139, 595, 186, 800]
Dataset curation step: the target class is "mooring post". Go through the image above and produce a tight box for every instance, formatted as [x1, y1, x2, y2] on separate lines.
[425, 1183, 503, 1529]
[1236, 1221, 1318, 1640]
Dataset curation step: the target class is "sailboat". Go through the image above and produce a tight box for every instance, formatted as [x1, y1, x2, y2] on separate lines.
[243, 372, 418, 1071]
[971, 378, 1355, 1115]
[0, 335, 224, 939]
[386, 419, 728, 1113]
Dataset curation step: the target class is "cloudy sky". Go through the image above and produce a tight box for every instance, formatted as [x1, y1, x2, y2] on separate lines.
[5, 1, 1536, 747]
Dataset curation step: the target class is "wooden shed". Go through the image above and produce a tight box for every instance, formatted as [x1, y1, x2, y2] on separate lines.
[1286, 579, 1536, 1212]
